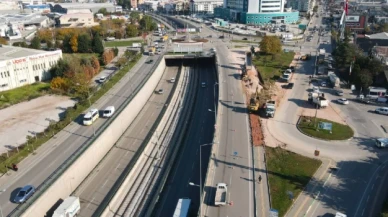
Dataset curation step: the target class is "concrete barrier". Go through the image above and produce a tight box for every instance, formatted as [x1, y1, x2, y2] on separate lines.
[20, 58, 166, 217]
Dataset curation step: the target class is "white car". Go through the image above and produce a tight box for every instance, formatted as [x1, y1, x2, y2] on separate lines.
[312, 86, 320, 93]
[375, 107, 388, 115]
[321, 82, 327, 87]
[337, 98, 349, 105]
[99, 76, 107, 83]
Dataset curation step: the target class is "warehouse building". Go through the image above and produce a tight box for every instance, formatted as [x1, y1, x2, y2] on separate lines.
[0, 45, 62, 92]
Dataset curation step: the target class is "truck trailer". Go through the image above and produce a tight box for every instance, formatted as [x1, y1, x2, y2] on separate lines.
[308, 92, 328, 108]
[264, 100, 276, 117]
[53, 196, 81, 217]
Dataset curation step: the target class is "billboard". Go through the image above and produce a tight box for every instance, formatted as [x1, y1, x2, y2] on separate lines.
[346, 15, 359, 22]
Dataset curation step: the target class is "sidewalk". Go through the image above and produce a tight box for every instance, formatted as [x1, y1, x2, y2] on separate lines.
[254, 146, 271, 216]
[284, 157, 333, 217]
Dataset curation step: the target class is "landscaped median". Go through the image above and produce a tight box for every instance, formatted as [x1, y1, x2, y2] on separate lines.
[253, 51, 295, 81]
[0, 53, 142, 174]
[266, 147, 322, 216]
[297, 116, 354, 140]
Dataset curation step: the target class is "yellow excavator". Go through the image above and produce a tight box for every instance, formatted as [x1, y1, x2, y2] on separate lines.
[248, 87, 260, 112]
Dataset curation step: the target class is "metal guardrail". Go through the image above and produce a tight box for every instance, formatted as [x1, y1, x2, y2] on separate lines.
[93, 60, 178, 216]
[8, 55, 164, 217]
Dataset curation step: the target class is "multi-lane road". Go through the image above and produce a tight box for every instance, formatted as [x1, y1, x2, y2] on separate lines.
[0, 54, 158, 215]
[153, 60, 217, 217]
[74, 66, 179, 217]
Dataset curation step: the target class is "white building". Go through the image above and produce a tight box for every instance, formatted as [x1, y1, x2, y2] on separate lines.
[59, 12, 98, 28]
[190, 0, 223, 13]
[0, 45, 62, 92]
[142, 0, 159, 11]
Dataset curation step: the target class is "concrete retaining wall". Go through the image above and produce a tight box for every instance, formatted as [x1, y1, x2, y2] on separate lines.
[21, 58, 166, 217]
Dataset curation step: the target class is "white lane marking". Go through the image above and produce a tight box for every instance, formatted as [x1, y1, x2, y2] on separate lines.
[354, 159, 388, 216]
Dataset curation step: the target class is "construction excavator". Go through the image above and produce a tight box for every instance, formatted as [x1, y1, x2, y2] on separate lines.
[248, 87, 260, 113]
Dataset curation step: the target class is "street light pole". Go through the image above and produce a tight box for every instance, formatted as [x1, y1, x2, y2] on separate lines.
[213, 82, 218, 122]
[199, 143, 213, 217]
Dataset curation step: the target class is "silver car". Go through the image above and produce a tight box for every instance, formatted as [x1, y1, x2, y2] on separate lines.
[14, 185, 35, 203]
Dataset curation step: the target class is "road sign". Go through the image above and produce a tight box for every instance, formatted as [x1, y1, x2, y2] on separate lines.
[287, 191, 294, 200]
[318, 122, 333, 133]
[269, 209, 279, 217]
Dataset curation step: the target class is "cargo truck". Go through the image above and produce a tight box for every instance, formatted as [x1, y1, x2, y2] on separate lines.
[53, 196, 81, 217]
[329, 73, 340, 87]
[308, 92, 328, 108]
[264, 100, 276, 117]
[148, 46, 156, 56]
[215, 183, 227, 206]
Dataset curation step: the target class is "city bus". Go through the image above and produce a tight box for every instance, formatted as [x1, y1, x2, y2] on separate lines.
[366, 86, 387, 99]
[173, 198, 191, 217]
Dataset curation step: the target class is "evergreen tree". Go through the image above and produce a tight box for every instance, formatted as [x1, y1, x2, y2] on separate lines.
[30, 37, 41, 49]
[77, 34, 92, 53]
[92, 34, 104, 54]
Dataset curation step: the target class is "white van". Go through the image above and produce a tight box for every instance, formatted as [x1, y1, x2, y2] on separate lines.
[83, 109, 99, 125]
[103, 106, 115, 118]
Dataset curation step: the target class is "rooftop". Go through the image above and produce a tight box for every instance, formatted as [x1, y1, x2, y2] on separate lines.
[365, 32, 388, 40]
[49, 2, 116, 9]
[0, 45, 48, 61]
[0, 13, 48, 25]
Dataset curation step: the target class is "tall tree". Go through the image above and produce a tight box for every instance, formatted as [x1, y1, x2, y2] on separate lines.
[92, 34, 104, 54]
[49, 59, 70, 78]
[30, 36, 41, 49]
[62, 35, 72, 53]
[126, 24, 139, 37]
[77, 34, 92, 53]
[69, 34, 78, 53]
[129, 12, 140, 20]
[259, 36, 281, 55]
[139, 15, 157, 31]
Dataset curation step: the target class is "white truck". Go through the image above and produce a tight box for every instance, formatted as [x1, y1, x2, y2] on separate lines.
[173, 198, 191, 217]
[53, 196, 81, 217]
[329, 73, 340, 88]
[308, 92, 328, 108]
[132, 42, 141, 48]
[214, 183, 227, 206]
[264, 100, 276, 118]
[375, 138, 388, 148]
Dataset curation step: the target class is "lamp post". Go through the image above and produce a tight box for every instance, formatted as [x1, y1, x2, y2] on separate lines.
[195, 143, 214, 217]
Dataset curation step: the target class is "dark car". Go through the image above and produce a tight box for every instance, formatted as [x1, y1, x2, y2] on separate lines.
[242, 37, 248, 40]
[14, 185, 35, 203]
[219, 35, 225, 39]
[289, 66, 295, 72]
[207, 35, 212, 38]
[286, 83, 294, 89]
[147, 59, 154, 64]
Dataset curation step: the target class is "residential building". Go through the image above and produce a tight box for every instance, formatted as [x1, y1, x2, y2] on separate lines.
[355, 32, 388, 55]
[371, 46, 388, 66]
[0, 45, 62, 91]
[286, 0, 310, 12]
[190, 0, 223, 14]
[142, 0, 159, 11]
[59, 12, 98, 28]
[345, 14, 367, 33]
[214, 0, 299, 24]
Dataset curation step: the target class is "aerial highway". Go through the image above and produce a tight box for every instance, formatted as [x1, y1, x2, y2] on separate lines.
[0, 54, 159, 215]
[73, 66, 180, 217]
[153, 61, 217, 217]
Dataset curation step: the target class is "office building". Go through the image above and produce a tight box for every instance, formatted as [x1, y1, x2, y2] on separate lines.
[190, 0, 223, 14]
[286, 0, 310, 12]
[0, 45, 62, 92]
[214, 0, 299, 24]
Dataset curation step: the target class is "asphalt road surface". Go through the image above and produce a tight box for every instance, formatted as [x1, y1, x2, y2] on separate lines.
[168, 16, 257, 217]
[74, 66, 179, 217]
[0, 54, 158, 215]
[267, 8, 388, 217]
[153, 61, 217, 217]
